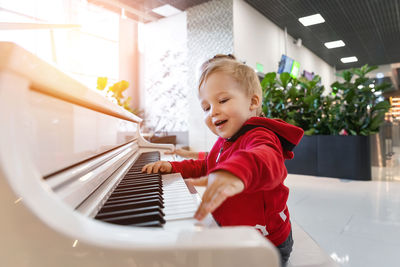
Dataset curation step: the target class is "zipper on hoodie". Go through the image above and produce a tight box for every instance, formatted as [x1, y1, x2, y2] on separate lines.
[216, 147, 223, 163]
[216, 140, 229, 163]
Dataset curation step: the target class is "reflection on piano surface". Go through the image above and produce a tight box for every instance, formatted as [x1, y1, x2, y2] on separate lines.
[0, 42, 279, 267]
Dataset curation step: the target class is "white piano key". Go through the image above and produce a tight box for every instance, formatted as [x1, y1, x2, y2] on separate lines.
[161, 173, 199, 221]
[163, 203, 198, 213]
[164, 212, 196, 221]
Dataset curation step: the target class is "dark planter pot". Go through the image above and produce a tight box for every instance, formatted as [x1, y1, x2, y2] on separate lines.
[285, 135, 371, 180]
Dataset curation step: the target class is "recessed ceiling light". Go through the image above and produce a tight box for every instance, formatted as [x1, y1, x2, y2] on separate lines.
[340, 56, 358, 63]
[324, 40, 345, 49]
[152, 4, 181, 17]
[298, 14, 325, 26]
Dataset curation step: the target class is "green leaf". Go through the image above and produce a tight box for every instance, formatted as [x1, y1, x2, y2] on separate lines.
[261, 72, 276, 89]
[304, 95, 314, 105]
[288, 86, 298, 99]
[351, 68, 364, 77]
[365, 65, 378, 74]
[338, 70, 353, 82]
[304, 129, 315, 135]
[372, 101, 391, 112]
[369, 111, 386, 131]
[374, 82, 392, 92]
[279, 72, 291, 88]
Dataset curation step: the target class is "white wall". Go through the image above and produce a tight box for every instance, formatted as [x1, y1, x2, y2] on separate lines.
[233, 0, 336, 89]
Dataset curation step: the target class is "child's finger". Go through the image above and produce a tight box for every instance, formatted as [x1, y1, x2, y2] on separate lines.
[160, 165, 168, 172]
[186, 176, 208, 186]
[194, 181, 244, 221]
[194, 199, 210, 221]
[194, 181, 220, 220]
[195, 184, 234, 221]
[153, 162, 162, 173]
[146, 163, 155, 174]
[164, 150, 175, 155]
[203, 187, 230, 217]
[141, 163, 152, 173]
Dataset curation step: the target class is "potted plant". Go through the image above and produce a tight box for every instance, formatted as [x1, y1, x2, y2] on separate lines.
[261, 65, 391, 180]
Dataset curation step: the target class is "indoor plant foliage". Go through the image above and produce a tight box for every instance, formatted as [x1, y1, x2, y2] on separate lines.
[330, 65, 391, 135]
[261, 64, 391, 136]
[261, 72, 330, 135]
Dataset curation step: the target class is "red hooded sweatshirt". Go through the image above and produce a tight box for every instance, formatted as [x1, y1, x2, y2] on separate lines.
[170, 117, 304, 246]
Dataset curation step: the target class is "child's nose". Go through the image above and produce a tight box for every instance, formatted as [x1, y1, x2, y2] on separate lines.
[210, 105, 220, 116]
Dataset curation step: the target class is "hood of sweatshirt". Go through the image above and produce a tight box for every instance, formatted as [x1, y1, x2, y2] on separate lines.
[227, 117, 304, 159]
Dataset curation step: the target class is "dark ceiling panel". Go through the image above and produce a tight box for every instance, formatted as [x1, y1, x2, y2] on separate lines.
[245, 0, 400, 70]
[91, 0, 400, 70]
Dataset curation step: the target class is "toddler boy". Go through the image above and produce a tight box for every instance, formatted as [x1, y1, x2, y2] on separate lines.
[142, 55, 304, 264]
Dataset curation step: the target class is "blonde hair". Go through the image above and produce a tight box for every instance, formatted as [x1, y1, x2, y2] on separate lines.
[198, 55, 263, 115]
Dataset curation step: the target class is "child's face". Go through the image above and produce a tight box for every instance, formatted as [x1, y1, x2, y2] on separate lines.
[199, 72, 258, 139]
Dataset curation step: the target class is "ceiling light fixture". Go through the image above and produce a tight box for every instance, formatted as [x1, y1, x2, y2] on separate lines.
[298, 14, 325, 26]
[152, 4, 181, 17]
[341, 56, 358, 63]
[376, 72, 384, 79]
[324, 40, 345, 49]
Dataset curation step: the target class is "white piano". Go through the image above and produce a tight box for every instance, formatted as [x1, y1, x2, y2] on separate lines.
[0, 42, 280, 267]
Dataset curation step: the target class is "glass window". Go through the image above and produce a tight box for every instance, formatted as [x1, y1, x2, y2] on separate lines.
[0, 0, 119, 88]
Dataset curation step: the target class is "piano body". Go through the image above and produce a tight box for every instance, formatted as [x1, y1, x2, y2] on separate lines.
[0, 42, 279, 267]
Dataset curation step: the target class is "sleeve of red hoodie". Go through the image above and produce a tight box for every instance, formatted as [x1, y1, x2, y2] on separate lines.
[209, 129, 286, 193]
[169, 159, 208, 178]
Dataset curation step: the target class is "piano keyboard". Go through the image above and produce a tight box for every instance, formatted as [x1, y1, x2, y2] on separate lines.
[95, 151, 198, 227]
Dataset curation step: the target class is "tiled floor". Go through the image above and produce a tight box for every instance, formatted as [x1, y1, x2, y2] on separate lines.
[286, 146, 400, 267]
[371, 146, 400, 182]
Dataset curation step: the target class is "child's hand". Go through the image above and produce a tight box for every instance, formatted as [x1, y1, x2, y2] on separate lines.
[164, 148, 198, 159]
[187, 170, 244, 221]
[141, 161, 172, 174]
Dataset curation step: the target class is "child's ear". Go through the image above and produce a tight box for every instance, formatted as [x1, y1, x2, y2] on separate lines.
[250, 94, 261, 111]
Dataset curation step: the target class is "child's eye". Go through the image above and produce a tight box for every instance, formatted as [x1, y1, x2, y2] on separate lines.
[203, 106, 210, 112]
[219, 98, 229, 104]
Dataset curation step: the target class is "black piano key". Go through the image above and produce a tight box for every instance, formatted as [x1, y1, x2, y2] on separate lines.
[115, 180, 161, 188]
[116, 181, 161, 190]
[109, 187, 162, 198]
[124, 173, 160, 179]
[96, 205, 164, 220]
[121, 175, 160, 180]
[130, 221, 163, 227]
[101, 211, 165, 226]
[117, 182, 160, 190]
[94, 151, 166, 227]
[100, 198, 163, 213]
[119, 177, 161, 184]
[112, 185, 162, 194]
[104, 194, 163, 206]
[106, 192, 164, 203]
[106, 191, 162, 202]
[128, 169, 145, 173]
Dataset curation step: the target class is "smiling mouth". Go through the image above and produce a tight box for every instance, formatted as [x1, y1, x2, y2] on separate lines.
[215, 120, 228, 127]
